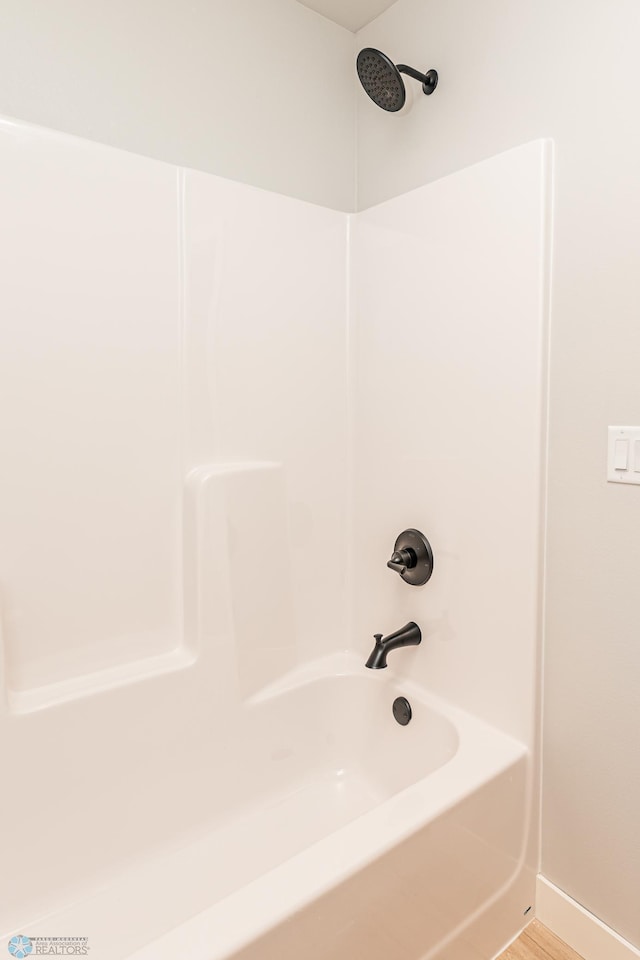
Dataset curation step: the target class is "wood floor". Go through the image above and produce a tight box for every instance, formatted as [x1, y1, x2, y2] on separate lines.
[497, 920, 585, 960]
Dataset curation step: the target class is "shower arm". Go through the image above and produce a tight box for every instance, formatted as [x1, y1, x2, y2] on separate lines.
[396, 64, 429, 84]
[397, 64, 439, 94]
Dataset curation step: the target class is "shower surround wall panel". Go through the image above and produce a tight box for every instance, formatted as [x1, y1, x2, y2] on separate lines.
[352, 140, 549, 745]
[351, 140, 550, 956]
[0, 116, 348, 945]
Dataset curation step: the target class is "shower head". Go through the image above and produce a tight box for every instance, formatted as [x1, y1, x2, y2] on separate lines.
[356, 48, 438, 112]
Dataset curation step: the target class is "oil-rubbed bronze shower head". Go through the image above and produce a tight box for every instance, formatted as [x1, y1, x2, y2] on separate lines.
[356, 47, 438, 112]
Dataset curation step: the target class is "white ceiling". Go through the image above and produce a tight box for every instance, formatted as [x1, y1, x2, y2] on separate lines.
[296, 0, 398, 33]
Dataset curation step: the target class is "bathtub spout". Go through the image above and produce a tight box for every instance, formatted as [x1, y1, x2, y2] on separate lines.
[365, 622, 422, 669]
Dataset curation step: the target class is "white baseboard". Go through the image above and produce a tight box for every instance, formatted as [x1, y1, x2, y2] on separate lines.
[536, 876, 640, 960]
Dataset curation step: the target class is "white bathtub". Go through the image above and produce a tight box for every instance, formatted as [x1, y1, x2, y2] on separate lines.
[15, 654, 531, 960]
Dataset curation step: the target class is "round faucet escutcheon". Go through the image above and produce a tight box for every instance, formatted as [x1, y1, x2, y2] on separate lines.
[387, 528, 434, 586]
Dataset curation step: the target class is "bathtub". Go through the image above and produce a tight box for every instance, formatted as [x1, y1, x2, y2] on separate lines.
[11, 653, 531, 960]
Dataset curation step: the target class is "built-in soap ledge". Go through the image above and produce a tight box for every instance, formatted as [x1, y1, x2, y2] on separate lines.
[6, 647, 195, 715]
[185, 460, 297, 699]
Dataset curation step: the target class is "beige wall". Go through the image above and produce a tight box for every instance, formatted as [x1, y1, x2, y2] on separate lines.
[357, 0, 640, 949]
[0, 0, 355, 210]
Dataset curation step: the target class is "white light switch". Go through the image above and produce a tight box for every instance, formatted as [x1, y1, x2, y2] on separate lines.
[608, 427, 640, 485]
[614, 439, 629, 470]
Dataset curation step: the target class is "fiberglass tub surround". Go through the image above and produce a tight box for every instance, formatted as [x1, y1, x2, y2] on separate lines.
[0, 116, 550, 960]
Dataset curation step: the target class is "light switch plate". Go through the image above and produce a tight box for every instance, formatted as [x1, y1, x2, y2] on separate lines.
[607, 426, 640, 484]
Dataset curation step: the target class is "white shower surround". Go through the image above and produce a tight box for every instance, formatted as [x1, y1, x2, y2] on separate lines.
[0, 119, 550, 960]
